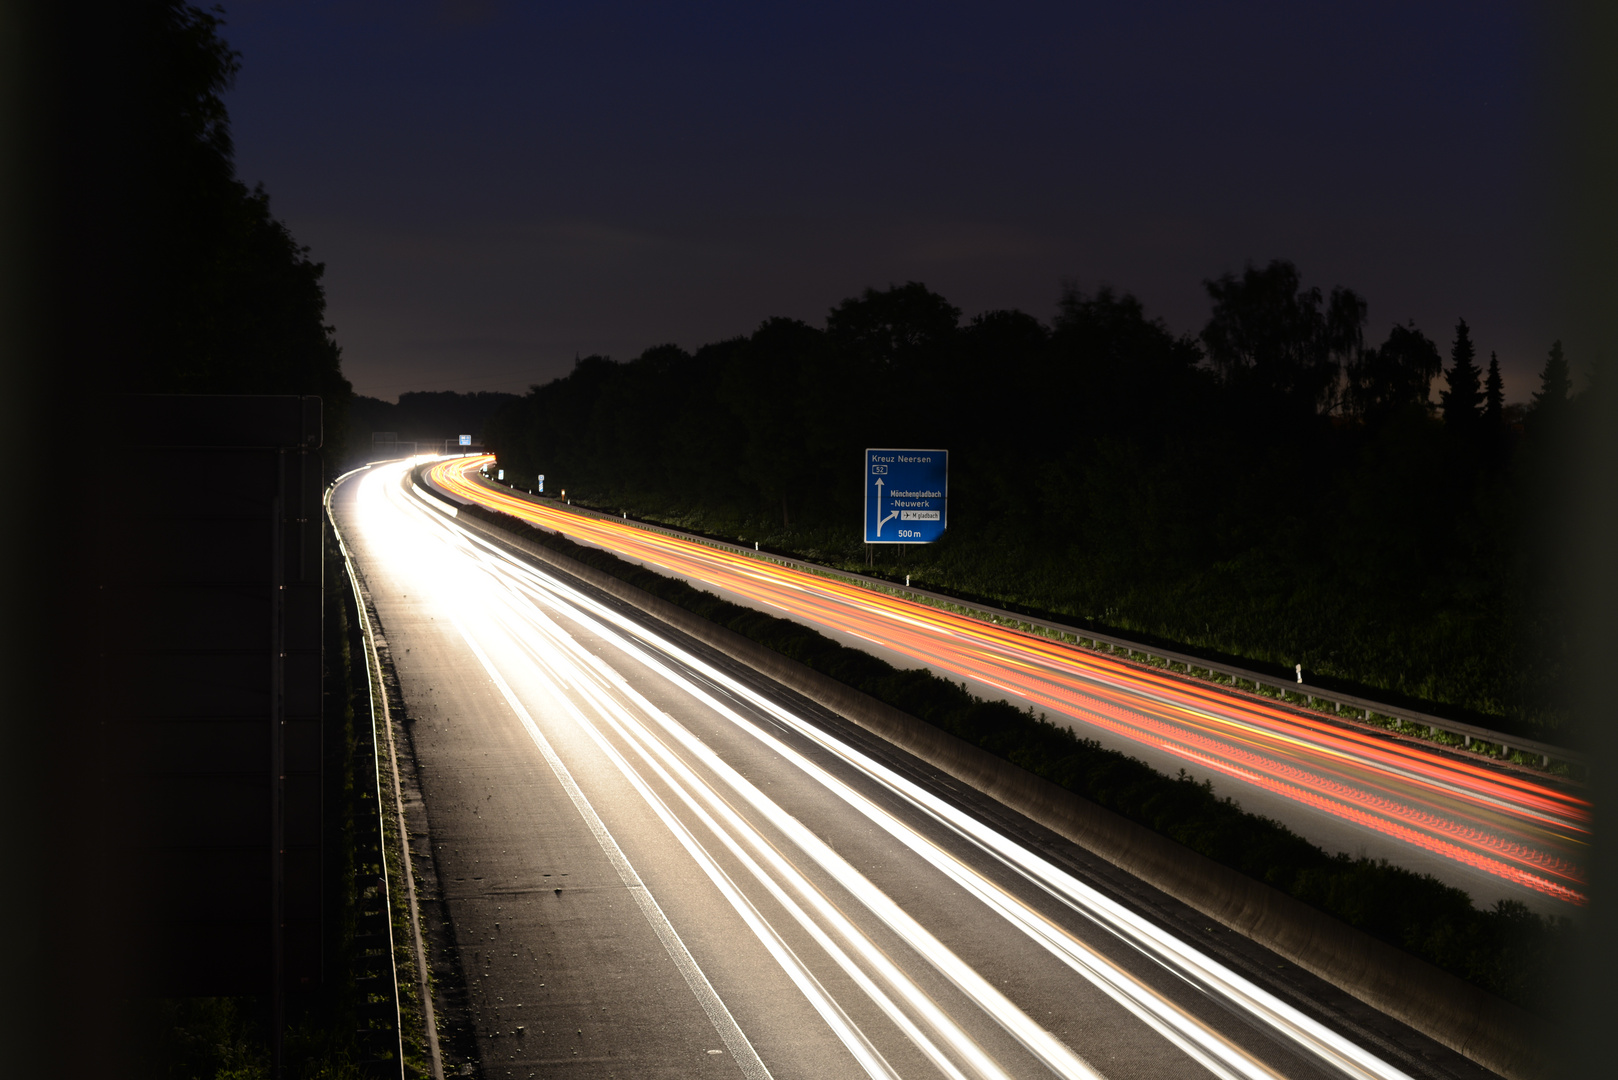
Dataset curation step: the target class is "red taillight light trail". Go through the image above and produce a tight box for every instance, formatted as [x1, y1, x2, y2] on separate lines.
[433, 456, 1590, 905]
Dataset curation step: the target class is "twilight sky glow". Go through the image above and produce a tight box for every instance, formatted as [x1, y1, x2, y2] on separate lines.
[221, 0, 1552, 402]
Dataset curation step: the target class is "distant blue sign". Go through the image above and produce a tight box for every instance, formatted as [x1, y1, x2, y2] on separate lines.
[537, 473, 544, 493]
[458, 434, 472, 446]
[865, 449, 947, 543]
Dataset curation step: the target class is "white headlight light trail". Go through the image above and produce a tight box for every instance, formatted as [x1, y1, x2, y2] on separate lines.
[474, 560, 1263, 1080]
[483, 593, 1112, 1080]
[370, 465, 1415, 1080]
[368, 469, 913, 1078]
[397, 491, 1097, 1077]
[473, 538, 1414, 1080]
[478, 597, 999, 1080]
[453, 606, 905, 1080]
[446, 530, 1040, 1078]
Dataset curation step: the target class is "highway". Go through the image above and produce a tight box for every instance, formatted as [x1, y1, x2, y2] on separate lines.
[335, 459, 1499, 1080]
[426, 456, 1589, 912]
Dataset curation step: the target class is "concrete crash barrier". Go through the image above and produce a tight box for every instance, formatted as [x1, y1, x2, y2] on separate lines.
[443, 497, 1551, 1080]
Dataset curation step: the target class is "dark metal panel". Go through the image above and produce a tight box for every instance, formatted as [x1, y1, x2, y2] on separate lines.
[113, 653, 272, 717]
[101, 584, 273, 651]
[101, 395, 325, 998]
[283, 653, 322, 717]
[115, 394, 322, 450]
[284, 718, 323, 774]
[143, 776, 271, 844]
[109, 719, 269, 774]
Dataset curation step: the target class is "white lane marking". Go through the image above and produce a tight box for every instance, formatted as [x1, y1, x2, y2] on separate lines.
[401, 485, 1176, 1076]
[524, 619, 1269, 1080]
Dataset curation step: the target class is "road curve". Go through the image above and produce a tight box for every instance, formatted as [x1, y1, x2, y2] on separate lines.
[336, 459, 1503, 1080]
[427, 456, 1588, 911]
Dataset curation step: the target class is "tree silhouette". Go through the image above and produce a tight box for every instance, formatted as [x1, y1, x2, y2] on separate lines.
[721, 318, 833, 527]
[1528, 340, 1572, 436]
[115, 2, 350, 442]
[825, 283, 961, 373]
[1201, 260, 1364, 416]
[1439, 319, 1483, 430]
[1346, 320, 1442, 423]
[1483, 352, 1504, 427]
[1531, 341, 1571, 410]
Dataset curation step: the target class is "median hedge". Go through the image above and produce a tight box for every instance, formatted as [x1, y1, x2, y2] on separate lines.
[461, 501, 1573, 1012]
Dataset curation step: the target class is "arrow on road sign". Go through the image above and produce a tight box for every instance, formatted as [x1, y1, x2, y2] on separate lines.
[875, 477, 898, 536]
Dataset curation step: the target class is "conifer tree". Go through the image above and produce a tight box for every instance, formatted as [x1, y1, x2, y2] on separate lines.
[1439, 318, 1483, 429]
[1531, 340, 1571, 412]
[1524, 340, 1572, 442]
[1483, 352, 1504, 426]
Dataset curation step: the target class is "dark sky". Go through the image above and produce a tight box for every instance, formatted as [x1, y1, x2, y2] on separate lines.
[222, 0, 1553, 402]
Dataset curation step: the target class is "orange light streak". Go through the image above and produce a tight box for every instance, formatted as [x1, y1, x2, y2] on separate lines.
[431, 456, 1591, 905]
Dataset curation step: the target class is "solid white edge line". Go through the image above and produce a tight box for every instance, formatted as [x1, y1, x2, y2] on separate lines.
[397, 477, 907, 1078]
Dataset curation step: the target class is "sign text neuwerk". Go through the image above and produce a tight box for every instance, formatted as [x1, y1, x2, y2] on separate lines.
[865, 449, 947, 543]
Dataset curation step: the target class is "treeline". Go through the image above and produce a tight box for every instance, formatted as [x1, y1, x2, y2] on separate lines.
[486, 268, 1594, 733]
[109, 2, 351, 453]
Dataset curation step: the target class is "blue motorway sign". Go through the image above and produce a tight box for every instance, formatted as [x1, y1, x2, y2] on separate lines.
[865, 448, 947, 543]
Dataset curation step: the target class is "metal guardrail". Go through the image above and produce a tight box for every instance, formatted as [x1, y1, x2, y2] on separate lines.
[340, 543, 407, 1079]
[446, 465, 1584, 774]
[329, 465, 448, 1080]
[322, 465, 406, 1079]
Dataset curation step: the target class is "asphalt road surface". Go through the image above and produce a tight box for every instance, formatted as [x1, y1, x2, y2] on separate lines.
[334, 460, 1500, 1080]
[425, 456, 1588, 915]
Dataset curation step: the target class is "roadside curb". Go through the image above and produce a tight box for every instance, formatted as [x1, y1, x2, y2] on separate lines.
[446, 496, 1552, 1080]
